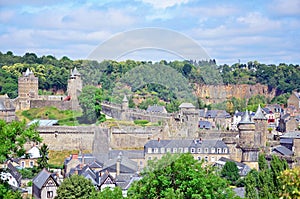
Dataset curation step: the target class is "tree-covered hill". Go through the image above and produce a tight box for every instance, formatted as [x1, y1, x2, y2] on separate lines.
[0, 51, 299, 110]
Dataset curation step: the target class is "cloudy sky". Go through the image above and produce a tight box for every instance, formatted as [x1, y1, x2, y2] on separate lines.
[0, 0, 299, 64]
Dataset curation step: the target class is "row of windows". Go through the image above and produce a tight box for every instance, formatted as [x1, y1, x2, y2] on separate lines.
[148, 155, 217, 162]
[147, 147, 228, 154]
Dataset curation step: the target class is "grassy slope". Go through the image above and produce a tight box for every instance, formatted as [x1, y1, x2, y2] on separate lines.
[16, 106, 82, 125]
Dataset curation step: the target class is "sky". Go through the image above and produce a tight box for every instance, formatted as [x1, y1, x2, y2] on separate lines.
[0, 0, 299, 64]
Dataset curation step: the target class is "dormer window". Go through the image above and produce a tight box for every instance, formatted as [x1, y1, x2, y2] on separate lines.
[161, 148, 165, 153]
[148, 148, 152, 154]
[167, 148, 171, 153]
[217, 148, 222, 154]
[184, 147, 189, 153]
[197, 148, 202, 153]
[173, 148, 178, 153]
[154, 148, 159, 153]
[178, 148, 183, 153]
[211, 148, 215, 153]
[191, 148, 195, 153]
[223, 148, 228, 153]
[204, 148, 208, 153]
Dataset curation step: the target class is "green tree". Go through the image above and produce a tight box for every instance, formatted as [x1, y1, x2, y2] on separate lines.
[55, 175, 96, 199]
[37, 143, 49, 169]
[92, 187, 124, 199]
[78, 85, 106, 124]
[0, 120, 41, 198]
[0, 120, 41, 163]
[127, 153, 239, 199]
[221, 161, 240, 185]
[279, 167, 300, 199]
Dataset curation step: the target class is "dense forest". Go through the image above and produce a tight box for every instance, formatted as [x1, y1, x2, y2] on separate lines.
[0, 51, 299, 113]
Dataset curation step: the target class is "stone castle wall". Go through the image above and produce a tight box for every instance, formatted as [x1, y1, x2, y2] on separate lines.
[30, 100, 74, 110]
[37, 126, 109, 152]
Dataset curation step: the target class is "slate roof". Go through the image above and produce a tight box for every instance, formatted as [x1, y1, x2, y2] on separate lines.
[108, 150, 144, 160]
[0, 94, 15, 111]
[32, 169, 58, 189]
[281, 131, 300, 139]
[179, 103, 195, 108]
[272, 145, 293, 156]
[239, 110, 254, 124]
[198, 121, 211, 129]
[7, 162, 22, 186]
[28, 119, 58, 127]
[199, 109, 231, 118]
[215, 157, 251, 176]
[99, 172, 116, 185]
[101, 155, 138, 174]
[72, 67, 81, 76]
[253, 104, 267, 120]
[146, 105, 166, 113]
[122, 95, 128, 102]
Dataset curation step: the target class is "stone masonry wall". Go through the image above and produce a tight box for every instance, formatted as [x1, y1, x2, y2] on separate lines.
[30, 100, 74, 110]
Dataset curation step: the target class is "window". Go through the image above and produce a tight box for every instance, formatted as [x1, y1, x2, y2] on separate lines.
[154, 148, 159, 153]
[21, 161, 25, 168]
[211, 148, 215, 153]
[161, 148, 165, 153]
[223, 148, 228, 153]
[148, 156, 152, 160]
[197, 156, 202, 161]
[167, 148, 171, 153]
[30, 161, 34, 168]
[211, 156, 215, 162]
[47, 191, 53, 198]
[179, 148, 183, 153]
[217, 148, 222, 154]
[191, 148, 195, 153]
[204, 148, 208, 153]
[148, 148, 152, 154]
[173, 148, 177, 153]
[197, 148, 202, 153]
[184, 148, 189, 153]
[204, 156, 209, 162]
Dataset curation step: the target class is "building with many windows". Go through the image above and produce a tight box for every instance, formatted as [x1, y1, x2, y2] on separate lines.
[144, 138, 230, 164]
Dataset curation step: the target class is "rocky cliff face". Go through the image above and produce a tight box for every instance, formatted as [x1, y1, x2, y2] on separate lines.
[195, 83, 276, 104]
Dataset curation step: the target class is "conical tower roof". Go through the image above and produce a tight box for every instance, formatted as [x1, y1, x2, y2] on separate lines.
[72, 67, 81, 76]
[253, 104, 267, 120]
[239, 110, 254, 124]
[122, 95, 128, 102]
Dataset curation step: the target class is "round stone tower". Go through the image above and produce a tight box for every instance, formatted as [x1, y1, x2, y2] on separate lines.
[237, 110, 259, 170]
[252, 104, 268, 148]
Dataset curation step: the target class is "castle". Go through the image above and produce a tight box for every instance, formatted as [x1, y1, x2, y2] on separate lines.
[8, 67, 272, 170]
[14, 67, 82, 111]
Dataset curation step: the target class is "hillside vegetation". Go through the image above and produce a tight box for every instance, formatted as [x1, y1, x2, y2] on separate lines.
[1, 51, 299, 113]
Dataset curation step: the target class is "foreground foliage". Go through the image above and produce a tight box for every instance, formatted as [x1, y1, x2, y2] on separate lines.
[128, 153, 239, 199]
[278, 167, 300, 199]
[0, 120, 41, 198]
[244, 154, 288, 199]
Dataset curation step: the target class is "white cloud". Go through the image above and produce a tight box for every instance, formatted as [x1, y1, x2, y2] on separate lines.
[269, 0, 300, 16]
[139, 0, 190, 9]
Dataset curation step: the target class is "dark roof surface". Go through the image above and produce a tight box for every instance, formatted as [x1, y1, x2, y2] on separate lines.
[146, 105, 166, 113]
[273, 145, 293, 156]
[198, 121, 211, 129]
[32, 169, 58, 189]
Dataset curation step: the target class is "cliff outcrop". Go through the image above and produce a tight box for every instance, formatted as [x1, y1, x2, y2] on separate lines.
[195, 83, 276, 104]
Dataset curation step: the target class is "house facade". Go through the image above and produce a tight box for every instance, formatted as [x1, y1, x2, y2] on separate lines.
[144, 139, 230, 164]
[32, 169, 59, 199]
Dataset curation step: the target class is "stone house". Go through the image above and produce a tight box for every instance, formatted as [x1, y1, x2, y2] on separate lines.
[279, 131, 300, 157]
[144, 139, 230, 164]
[288, 91, 300, 111]
[0, 162, 22, 188]
[146, 104, 167, 114]
[32, 169, 59, 199]
[0, 94, 16, 122]
[199, 108, 231, 130]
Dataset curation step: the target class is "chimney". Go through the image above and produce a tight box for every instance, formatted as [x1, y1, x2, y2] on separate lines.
[72, 154, 78, 160]
[116, 152, 122, 176]
[158, 137, 160, 142]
